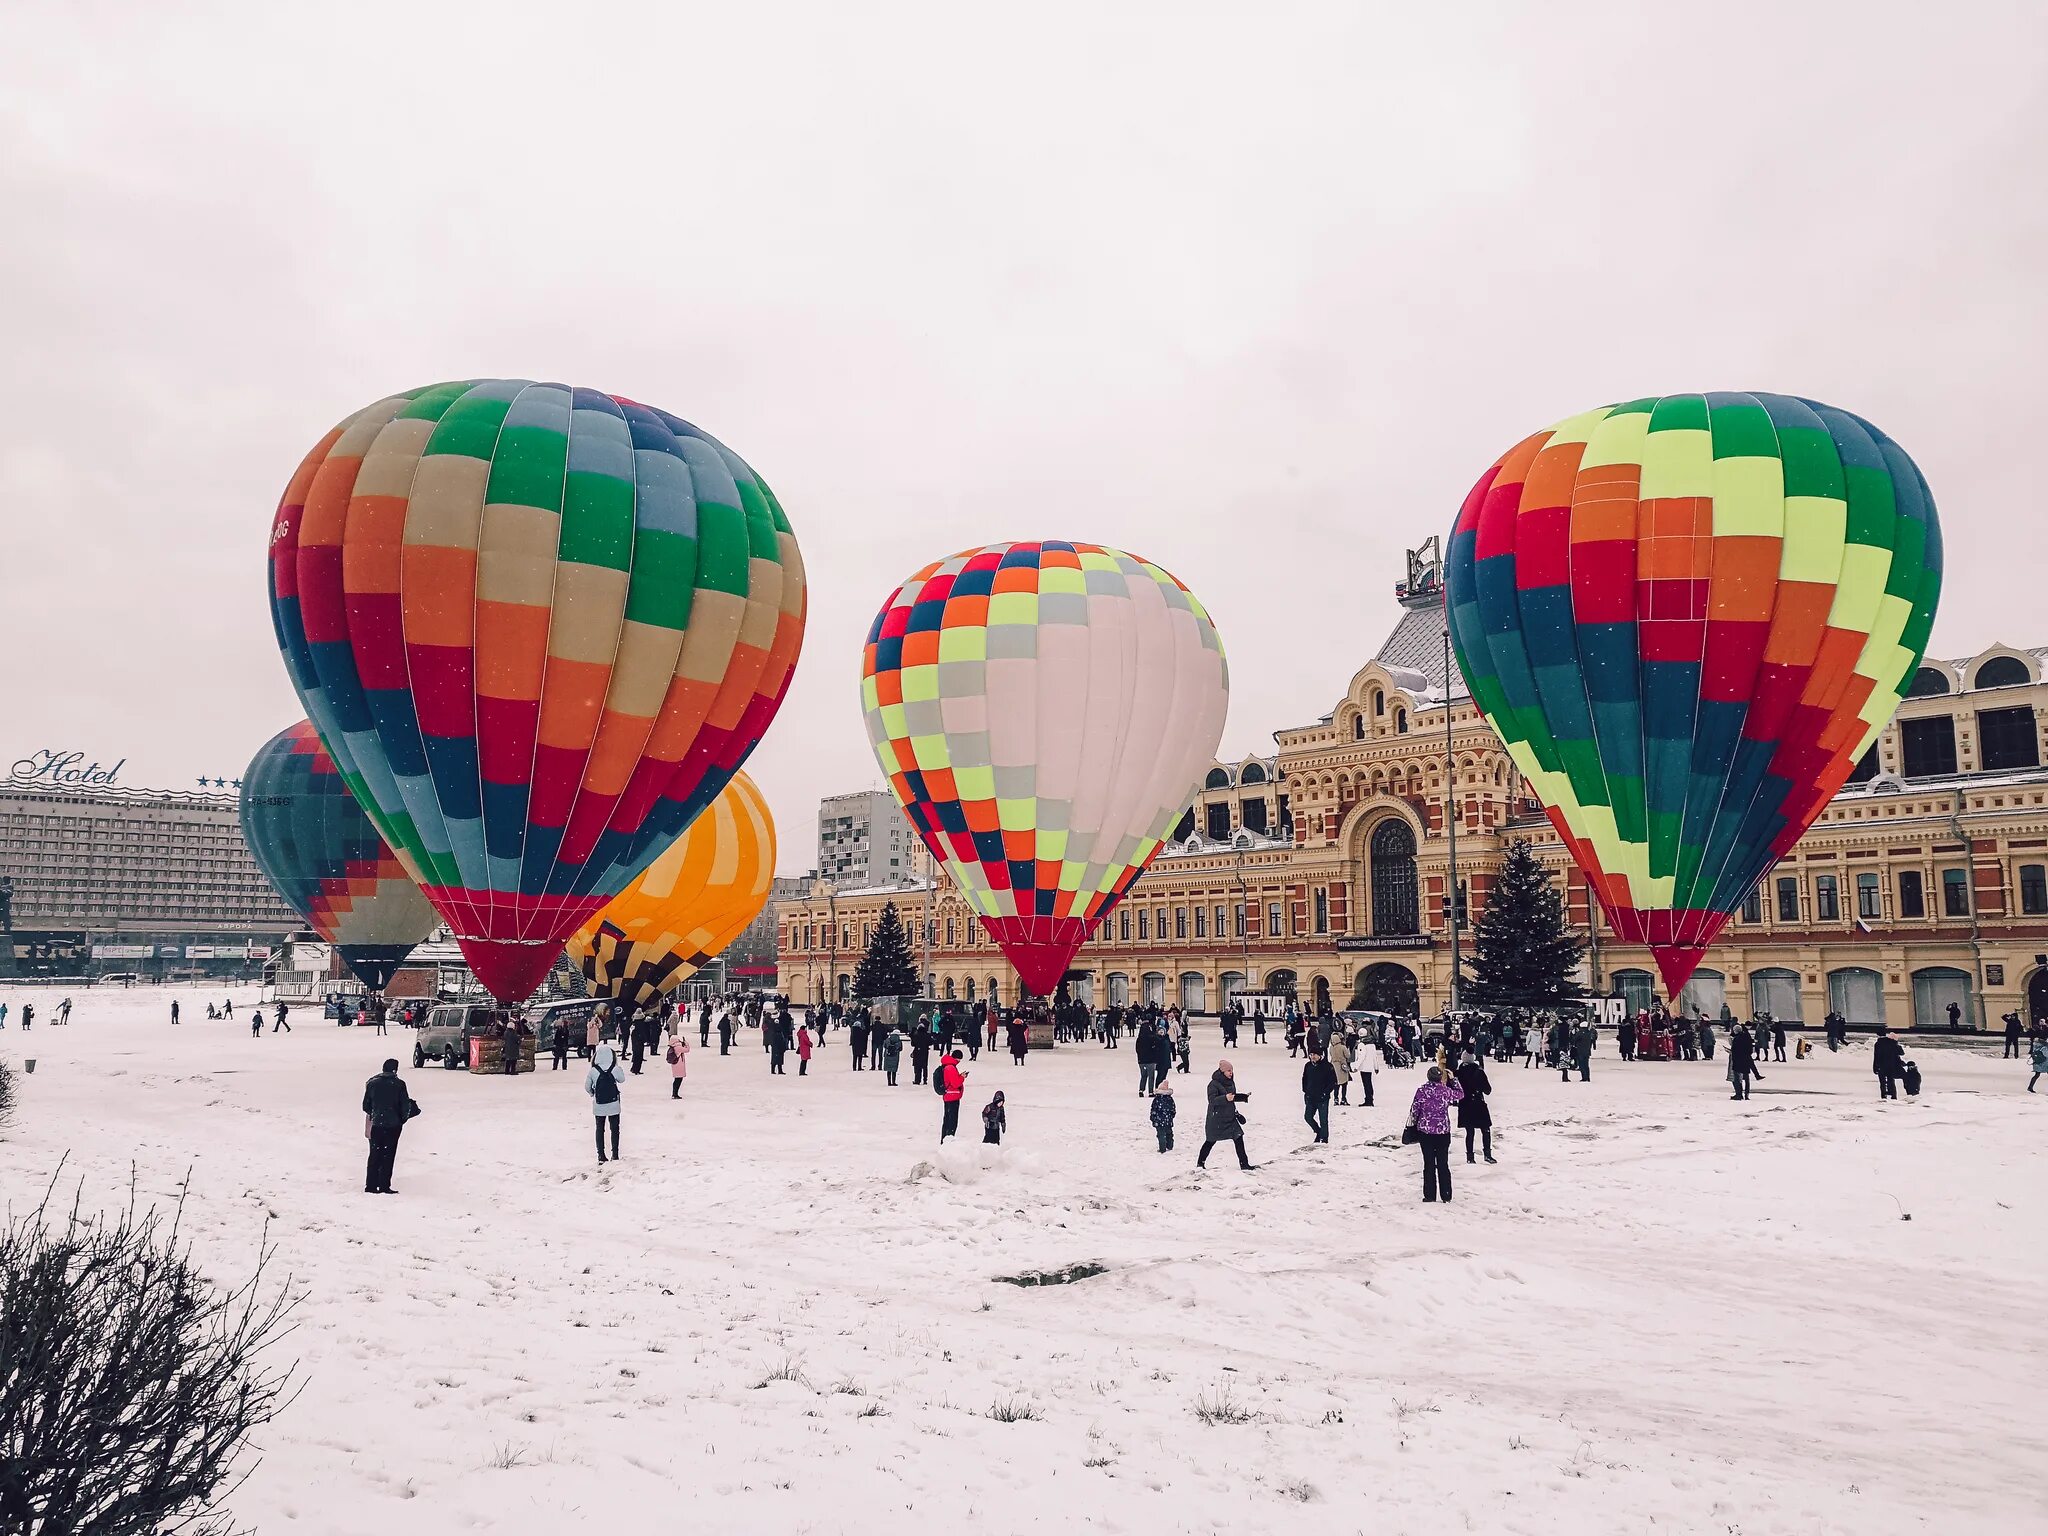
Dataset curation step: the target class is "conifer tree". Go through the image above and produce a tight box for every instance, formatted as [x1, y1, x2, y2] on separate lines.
[1461, 840, 1587, 1008]
[852, 900, 921, 999]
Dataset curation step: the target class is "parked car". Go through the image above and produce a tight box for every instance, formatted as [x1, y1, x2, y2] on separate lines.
[410, 1003, 501, 1069]
[94, 972, 140, 986]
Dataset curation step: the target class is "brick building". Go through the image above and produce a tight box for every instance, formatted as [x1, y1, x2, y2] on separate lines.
[777, 560, 2048, 1031]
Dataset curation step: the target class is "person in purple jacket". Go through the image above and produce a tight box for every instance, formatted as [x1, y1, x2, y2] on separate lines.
[1407, 1065, 1466, 1203]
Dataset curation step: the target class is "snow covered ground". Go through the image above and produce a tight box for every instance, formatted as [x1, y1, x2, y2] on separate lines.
[0, 983, 2041, 1535]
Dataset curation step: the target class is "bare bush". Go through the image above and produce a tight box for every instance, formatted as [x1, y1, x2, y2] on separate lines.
[0, 1177, 300, 1535]
[0, 1059, 14, 1136]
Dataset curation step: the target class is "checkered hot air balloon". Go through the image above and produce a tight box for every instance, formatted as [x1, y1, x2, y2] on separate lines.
[1445, 393, 1942, 998]
[240, 721, 437, 991]
[565, 771, 775, 1014]
[266, 382, 806, 1004]
[860, 542, 1229, 998]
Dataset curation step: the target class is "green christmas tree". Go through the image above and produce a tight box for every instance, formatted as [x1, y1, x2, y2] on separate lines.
[1461, 839, 1587, 1008]
[853, 900, 921, 1000]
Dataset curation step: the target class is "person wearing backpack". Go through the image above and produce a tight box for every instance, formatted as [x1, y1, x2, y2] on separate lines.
[883, 1026, 906, 1085]
[666, 1030, 689, 1100]
[586, 1043, 626, 1162]
[1150, 1077, 1177, 1152]
[936, 1051, 967, 1141]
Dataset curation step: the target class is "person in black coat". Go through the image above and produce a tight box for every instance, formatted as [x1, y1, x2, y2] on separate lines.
[1198, 1061, 1255, 1170]
[1300, 1050, 1337, 1144]
[1727, 1025, 1758, 1100]
[361, 1058, 412, 1194]
[1872, 1027, 1906, 1100]
[1454, 1051, 1494, 1162]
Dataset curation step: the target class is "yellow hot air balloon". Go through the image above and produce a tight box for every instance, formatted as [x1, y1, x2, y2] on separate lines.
[566, 772, 775, 1013]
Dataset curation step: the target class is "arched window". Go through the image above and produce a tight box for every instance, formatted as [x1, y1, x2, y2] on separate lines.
[1750, 967, 1803, 1021]
[943, 976, 956, 999]
[1204, 767, 1231, 791]
[1372, 689, 1386, 717]
[1394, 708, 1407, 734]
[1178, 972, 1206, 1013]
[1370, 819, 1419, 935]
[1827, 966, 1882, 1025]
[1678, 968, 1726, 1020]
[1974, 655, 2030, 689]
[1241, 762, 1267, 785]
[1353, 715, 1365, 740]
[987, 977, 1001, 1006]
[1911, 966, 1972, 1028]
[1905, 666, 1951, 698]
[1613, 968, 1656, 1015]
[965, 977, 976, 1001]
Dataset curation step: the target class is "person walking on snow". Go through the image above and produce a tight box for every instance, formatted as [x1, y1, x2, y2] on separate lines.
[1727, 1024, 1758, 1101]
[250, 1010, 263, 1038]
[1407, 1066, 1466, 1203]
[361, 1057, 413, 1194]
[1007, 1015, 1028, 1066]
[1301, 1048, 1337, 1144]
[2027, 1034, 2047, 1092]
[1197, 1060, 1255, 1170]
[1150, 1077, 1177, 1152]
[586, 1043, 626, 1162]
[981, 1090, 1006, 1145]
[666, 1029, 689, 1099]
[1455, 1050, 1494, 1163]
[1328, 1031, 1354, 1106]
[937, 1051, 967, 1141]
[796, 1021, 814, 1076]
[170, 999, 179, 1027]
[274, 1001, 291, 1033]
[1872, 1026, 1906, 1101]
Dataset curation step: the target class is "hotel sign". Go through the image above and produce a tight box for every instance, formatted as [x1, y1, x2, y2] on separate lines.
[10, 749, 126, 787]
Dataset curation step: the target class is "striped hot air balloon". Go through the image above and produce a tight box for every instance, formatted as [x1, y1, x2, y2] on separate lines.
[565, 771, 775, 1014]
[266, 382, 805, 1003]
[860, 541, 1229, 998]
[240, 721, 437, 990]
[1445, 393, 1941, 997]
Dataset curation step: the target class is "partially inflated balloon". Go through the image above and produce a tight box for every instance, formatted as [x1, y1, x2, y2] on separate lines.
[565, 771, 774, 1014]
[861, 542, 1229, 997]
[241, 721, 438, 990]
[1446, 394, 1941, 996]
[267, 382, 805, 1003]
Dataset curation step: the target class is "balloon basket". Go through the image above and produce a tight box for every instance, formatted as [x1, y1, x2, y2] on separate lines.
[467, 1037, 536, 1074]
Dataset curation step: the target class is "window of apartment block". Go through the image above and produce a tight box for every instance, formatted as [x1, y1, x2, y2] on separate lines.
[1268, 902, 1281, 935]
[1941, 867, 1969, 917]
[1313, 888, 1328, 933]
[1741, 887, 1762, 924]
[1175, 907, 1188, 940]
[1857, 872, 1881, 919]
[2021, 864, 2048, 915]
[1898, 870, 1925, 918]
[1899, 716, 1957, 777]
[1815, 875, 1839, 921]
[1776, 877, 1799, 922]
[1119, 911, 1131, 941]
[1193, 906, 1207, 938]
[1977, 706, 2040, 771]
[1138, 910, 1149, 940]
[1214, 905, 1227, 938]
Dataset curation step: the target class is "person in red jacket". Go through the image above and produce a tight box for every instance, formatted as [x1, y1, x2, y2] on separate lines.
[938, 1052, 968, 1141]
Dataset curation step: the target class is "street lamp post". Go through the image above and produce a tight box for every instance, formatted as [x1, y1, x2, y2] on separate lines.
[1443, 628, 1462, 1015]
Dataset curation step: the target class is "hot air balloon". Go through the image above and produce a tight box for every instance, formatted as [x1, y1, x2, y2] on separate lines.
[1445, 393, 1941, 998]
[266, 381, 805, 1003]
[565, 771, 775, 1015]
[241, 721, 438, 991]
[860, 541, 1229, 998]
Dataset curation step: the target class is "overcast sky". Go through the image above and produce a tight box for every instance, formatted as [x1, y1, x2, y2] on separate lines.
[2, 1, 2042, 872]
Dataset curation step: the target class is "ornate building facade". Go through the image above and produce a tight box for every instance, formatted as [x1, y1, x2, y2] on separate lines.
[777, 561, 2048, 1032]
